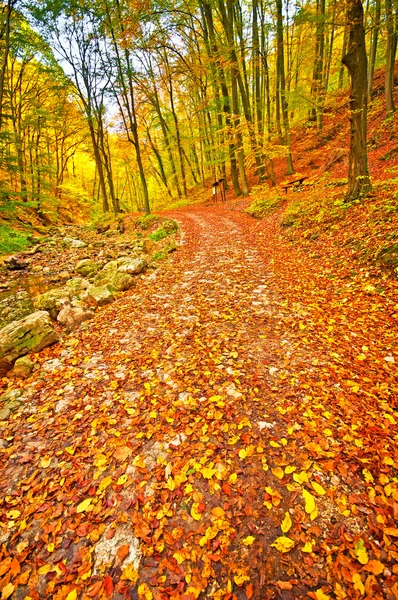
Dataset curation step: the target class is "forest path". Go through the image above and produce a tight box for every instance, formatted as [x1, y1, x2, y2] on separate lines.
[0, 202, 397, 600]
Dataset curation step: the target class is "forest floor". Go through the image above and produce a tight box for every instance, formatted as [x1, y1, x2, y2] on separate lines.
[0, 199, 397, 600]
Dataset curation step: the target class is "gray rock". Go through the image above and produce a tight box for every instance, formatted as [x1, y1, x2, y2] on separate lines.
[0, 408, 10, 420]
[42, 358, 63, 372]
[63, 237, 87, 248]
[57, 301, 94, 331]
[0, 292, 34, 328]
[86, 285, 115, 307]
[75, 259, 99, 278]
[0, 311, 58, 375]
[13, 356, 34, 378]
[34, 288, 71, 319]
[117, 257, 146, 275]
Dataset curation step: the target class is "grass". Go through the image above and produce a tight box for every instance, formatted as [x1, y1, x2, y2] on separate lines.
[0, 225, 32, 254]
[246, 188, 284, 218]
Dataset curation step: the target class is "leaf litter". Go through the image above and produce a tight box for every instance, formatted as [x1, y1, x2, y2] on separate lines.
[0, 202, 397, 599]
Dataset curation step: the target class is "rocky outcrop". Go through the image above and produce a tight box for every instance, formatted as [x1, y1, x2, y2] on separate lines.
[117, 257, 146, 275]
[0, 291, 34, 328]
[93, 261, 135, 292]
[0, 311, 58, 375]
[34, 288, 71, 319]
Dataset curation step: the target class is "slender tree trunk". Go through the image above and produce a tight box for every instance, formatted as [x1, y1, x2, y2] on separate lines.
[339, 17, 349, 89]
[276, 0, 294, 174]
[0, 0, 13, 131]
[385, 0, 396, 113]
[367, 0, 380, 98]
[342, 0, 371, 200]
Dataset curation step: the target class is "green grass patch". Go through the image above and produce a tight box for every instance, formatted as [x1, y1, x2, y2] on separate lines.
[135, 214, 161, 230]
[246, 188, 284, 219]
[0, 225, 32, 254]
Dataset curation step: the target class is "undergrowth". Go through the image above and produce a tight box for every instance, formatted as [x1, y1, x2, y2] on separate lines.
[246, 188, 283, 218]
[0, 225, 32, 254]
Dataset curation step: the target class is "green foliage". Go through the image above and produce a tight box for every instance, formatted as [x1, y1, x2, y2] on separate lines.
[0, 225, 32, 254]
[135, 214, 161, 230]
[151, 250, 168, 261]
[246, 188, 284, 218]
[149, 219, 179, 242]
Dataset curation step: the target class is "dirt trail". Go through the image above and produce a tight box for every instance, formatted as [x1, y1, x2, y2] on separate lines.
[0, 203, 397, 600]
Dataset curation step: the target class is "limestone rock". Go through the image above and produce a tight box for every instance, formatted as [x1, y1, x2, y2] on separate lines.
[0, 291, 34, 328]
[117, 257, 146, 275]
[0, 408, 10, 420]
[93, 261, 135, 292]
[34, 288, 71, 319]
[75, 259, 99, 279]
[66, 277, 90, 298]
[0, 311, 58, 375]
[86, 285, 115, 307]
[0, 389, 22, 404]
[57, 301, 94, 331]
[13, 356, 34, 378]
[63, 237, 87, 248]
[4, 255, 28, 270]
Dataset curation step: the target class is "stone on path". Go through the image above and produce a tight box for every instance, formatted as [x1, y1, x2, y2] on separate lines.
[0, 311, 58, 375]
[57, 301, 94, 331]
[13, 356, 34, 378]
[0, 291, 34, 328]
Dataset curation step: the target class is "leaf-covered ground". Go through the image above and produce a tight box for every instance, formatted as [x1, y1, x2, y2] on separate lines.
[0, 202, 397, 600]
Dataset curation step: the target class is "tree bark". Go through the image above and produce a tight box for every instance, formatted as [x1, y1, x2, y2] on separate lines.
[276, 0, 294, 174]
[367, 0, 380, 99]
[385, 0, 396, 113]
[342, 0, 371, 200]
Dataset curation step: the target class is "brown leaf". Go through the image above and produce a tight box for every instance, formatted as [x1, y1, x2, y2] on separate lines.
[114, 446, 133, 462]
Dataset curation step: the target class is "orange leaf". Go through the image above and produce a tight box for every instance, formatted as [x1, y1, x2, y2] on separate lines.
[363, 560, 384, 575]
[246, 583, 254, 599]
[114, 446, 133, 462]
[9, 558, 20, 577]
[117, 544, 130, 561]
[87, 581, 103, 597]
[276, 581, 293, 590]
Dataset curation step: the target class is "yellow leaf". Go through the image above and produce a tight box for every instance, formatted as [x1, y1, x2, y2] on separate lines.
[166, 478, 175, 491]
[201, 466, 216, 479]
[242, 536, 255, 546]
[65, 446, 75, 455]
[6, 510, 20, 519]
[271, 536, 295, 553]
[66, 590, 77, 600]
[352, 573, 364, 595]
[173, 551, 186, 564]
[98, 476, 112, 492]
[94, 454, 107, 467]
[228, 473, 238, 484]
[117, 474, 128, 486]
[301, 541, 314, 553]
[121, 563, 139, 583]
[270, 441, 280, 448]
[285, 465, 296, 474]
[354, 538, 369, 565]
[312, 481, 326, 496]
[233, 571, 250, 585]
[191, 502, 201, 521]
[47, 542, 55, 553]
[362, 468, 374, 483]
[138, 582, 153, 600]
[239, 448, 247, 459]
[41, 457, 51, 469]
[302, 489, 316, 515]
[76, 498, 92, 513]
[293, 471, 309, 484]
[1, 583, 15, 599]
[281, 512, 292, 533]
[211, 507, 225, 518]
[314, 590, 330, 600]
[272, 467, 284, 480]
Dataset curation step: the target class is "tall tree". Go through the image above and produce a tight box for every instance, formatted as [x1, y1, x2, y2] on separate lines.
[342, 0, 371, 200]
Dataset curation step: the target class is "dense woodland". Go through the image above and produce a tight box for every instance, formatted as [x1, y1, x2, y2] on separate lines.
[0, 0, 397, 219]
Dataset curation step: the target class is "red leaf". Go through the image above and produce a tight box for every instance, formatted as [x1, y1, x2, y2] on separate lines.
[104, 574, 114, 596]
[87, 581, 103, 597]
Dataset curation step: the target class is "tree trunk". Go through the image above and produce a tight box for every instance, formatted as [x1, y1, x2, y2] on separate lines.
[0, 0, 13, 131]
[385, 0, 396, 113]
[342, 0, 371, 200]
[367, 0, 380, 98]
[276, 0, 294, 174]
